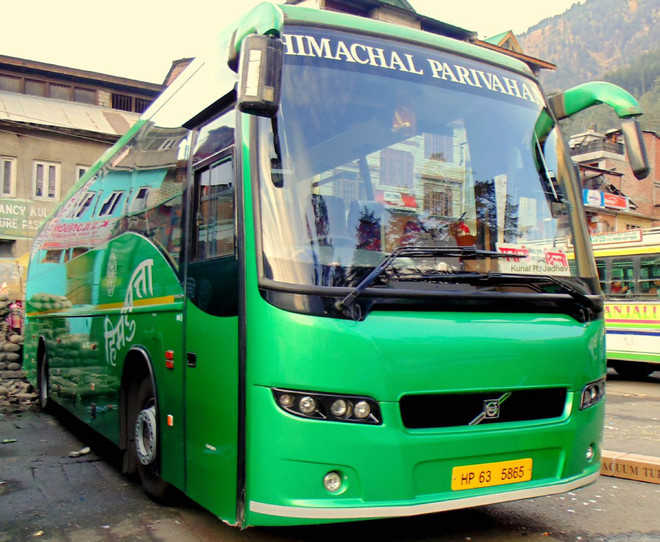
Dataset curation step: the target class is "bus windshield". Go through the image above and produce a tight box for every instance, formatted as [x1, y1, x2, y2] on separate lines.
[257, 27, 587, 289]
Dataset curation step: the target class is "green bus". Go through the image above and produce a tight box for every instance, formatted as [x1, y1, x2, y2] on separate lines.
[23, 2, 649, 528]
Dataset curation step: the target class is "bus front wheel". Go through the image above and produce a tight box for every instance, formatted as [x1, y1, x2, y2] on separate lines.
[132, 377, 172, 501]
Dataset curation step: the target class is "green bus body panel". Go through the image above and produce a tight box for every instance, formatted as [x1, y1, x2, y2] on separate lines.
[242, 304, 605, 525]
[184, 302, 239, 524]
[23, 233, 186, 490]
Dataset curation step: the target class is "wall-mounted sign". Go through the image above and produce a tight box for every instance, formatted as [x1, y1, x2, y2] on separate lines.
[0, 198, 55, 239]
[591, 230, 643, 245]
[375, 190, 418, 209]
[583, 189, 602, 207]
[582, 189, 628, 211]
[603, 193, 628, 210]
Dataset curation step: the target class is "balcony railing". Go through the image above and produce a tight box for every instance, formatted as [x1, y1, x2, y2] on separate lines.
[570, 140, 624, 156]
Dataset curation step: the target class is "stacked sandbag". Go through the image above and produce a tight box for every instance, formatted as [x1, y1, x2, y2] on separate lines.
[0, 300, 34, 412]
[29, 293, 72, 312]
[0, 294, 9, 323]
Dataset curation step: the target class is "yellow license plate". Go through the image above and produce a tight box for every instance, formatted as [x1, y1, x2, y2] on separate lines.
[451, 458, 533, 490]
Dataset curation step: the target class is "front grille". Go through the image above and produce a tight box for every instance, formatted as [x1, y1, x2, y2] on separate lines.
[400, 388, 567, 429]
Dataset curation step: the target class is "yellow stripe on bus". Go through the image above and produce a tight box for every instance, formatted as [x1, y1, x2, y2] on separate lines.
[592, 246, 660, 257]
[27, 295, 178, 317]
[95, 295, 178, 311]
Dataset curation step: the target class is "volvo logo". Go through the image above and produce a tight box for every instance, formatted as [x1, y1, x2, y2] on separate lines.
[469, 392, 512, 425]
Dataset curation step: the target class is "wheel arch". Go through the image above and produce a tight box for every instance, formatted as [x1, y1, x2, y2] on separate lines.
[119, 346, 158, 472]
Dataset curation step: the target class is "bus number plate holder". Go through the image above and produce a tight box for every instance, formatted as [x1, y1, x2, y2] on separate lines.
[451, 458, 532, 490]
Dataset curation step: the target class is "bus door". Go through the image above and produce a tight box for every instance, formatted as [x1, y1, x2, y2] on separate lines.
[183, 108, 240, 521]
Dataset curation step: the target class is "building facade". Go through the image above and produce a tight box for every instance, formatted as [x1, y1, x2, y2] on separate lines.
[570, 129, 659, 233]
[0, 56, 163, 261]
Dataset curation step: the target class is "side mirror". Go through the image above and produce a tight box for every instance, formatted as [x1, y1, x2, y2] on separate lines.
[549, 81, 650, 180]
[237, 34, 283, 118]
[621, 118, 650, 180]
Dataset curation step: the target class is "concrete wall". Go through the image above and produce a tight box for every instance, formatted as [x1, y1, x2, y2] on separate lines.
[0, 125, 115, 258]
[606, 132, 659, 221]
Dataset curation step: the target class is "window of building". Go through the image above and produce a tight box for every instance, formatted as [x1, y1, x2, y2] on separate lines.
[129, 187, 149, 214]
[98, 191, 125, 216]
[135, 98, 152, 113]
[33, 161, 60, 200]
[0, 74, 21, 92]
[112, 93, 133, 111]
[1, 157, 17, 197]
[25, 79, 47, 97]
[74, 192, 96, 218]
[425, 133, 454, 162]
[0, 240, 15, 258]
[50, 83, 71, 101]
[424, 186, 452, 216]
[73, 87, 96, 104]
[380, 148, 414, 188]
[76, 165, 89, 180]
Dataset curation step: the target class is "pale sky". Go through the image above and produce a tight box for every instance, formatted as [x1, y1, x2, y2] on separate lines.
[3, 0, 585, 84]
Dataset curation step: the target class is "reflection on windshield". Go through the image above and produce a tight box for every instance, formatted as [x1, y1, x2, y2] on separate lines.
[258, 28, 581, 289]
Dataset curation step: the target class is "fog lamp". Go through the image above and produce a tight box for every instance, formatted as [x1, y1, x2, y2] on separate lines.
[354, 400, 371, 419]
[580, 378, 606, 409]
[586, 445, 595, 461]
[323, 471, 342, 492]
[299, 396, 317, 414]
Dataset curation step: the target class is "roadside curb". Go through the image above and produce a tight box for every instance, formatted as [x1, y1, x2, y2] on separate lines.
[601, 449, 660, 484]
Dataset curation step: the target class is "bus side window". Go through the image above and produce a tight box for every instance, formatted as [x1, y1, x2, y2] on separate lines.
[610, 258, 634, 296]
[192, 160, 234, 261]
[187, 107, 237, 316]
[596, 259, 607, 293]
[640, 255, 660, 297]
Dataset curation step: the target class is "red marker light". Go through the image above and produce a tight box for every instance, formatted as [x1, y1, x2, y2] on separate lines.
[165, 350, 174, 369]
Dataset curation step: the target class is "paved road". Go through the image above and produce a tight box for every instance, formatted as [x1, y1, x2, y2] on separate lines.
[1, 370, 659, 542]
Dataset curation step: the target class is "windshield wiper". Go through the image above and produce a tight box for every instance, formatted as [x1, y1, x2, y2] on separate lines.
[335, 246, 520, 315]
[472, 272, 601, 316]
[532, 273, 601, 313]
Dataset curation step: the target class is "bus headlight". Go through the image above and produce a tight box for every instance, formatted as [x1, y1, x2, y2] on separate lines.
[299, 396, 317, 414]
[330, 399, 348, 417]
[272, 388, 381, 424]
[354, 400, 371, 419]
[580, 377, 606, 409]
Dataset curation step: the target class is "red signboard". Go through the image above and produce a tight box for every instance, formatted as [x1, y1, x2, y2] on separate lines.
[602, 193, 627, 210]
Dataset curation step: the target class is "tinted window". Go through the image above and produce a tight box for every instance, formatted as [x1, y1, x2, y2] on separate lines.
[186, 108, 237, 316]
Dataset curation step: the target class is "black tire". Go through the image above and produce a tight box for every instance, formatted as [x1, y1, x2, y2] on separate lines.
[132, 377, 172, 502]
[613, 361, 656, 380]
[37, 352, 51, 411]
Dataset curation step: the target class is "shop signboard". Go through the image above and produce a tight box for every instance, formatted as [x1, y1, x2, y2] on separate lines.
[602, 193, 628, 210]
[583, 189, 603, 207]
[0, 198, 55, 239]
